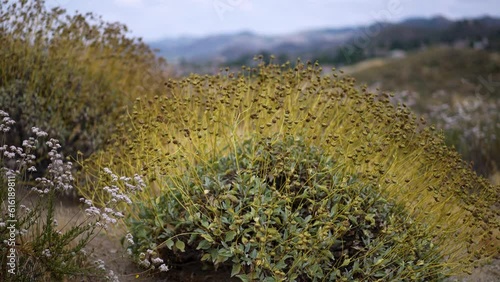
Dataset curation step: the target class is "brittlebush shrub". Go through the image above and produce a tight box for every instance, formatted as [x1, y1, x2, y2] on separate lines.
[79, 60, 499, 280]
[0, 0, 166, 161]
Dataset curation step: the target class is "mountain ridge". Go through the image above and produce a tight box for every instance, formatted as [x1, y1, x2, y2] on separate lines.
[148, 15, 500, 66]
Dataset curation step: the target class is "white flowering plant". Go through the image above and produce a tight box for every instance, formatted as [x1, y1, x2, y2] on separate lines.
[0, 109, 137, 281]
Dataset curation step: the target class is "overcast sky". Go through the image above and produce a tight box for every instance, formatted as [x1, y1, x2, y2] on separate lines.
[45, 0, 500, 40]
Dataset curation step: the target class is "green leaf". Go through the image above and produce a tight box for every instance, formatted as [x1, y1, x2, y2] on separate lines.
[352, 260, 360, 273]
[341, 258, 351, 267]
[225, 231, 237, 242]
[231, 263, 241, 277]
[374, 258, 384, 266]
[226, 194, 239, 203]
[197, 239, 211, 250]
[348, 215, 358, 225]
[374, 270, 386, 278]
[164, 238, 174, 250]
[276, 259, 287, 269]
[218, 248, 233, 258]
[201, 253, 211, 261]
[201, 233, 214, 243]
[136, 229, 148, 239]
[155, 216, 164, 228]
[175, 240, 186, 252]
[364, 214, 376, 226]
[236, 274, 251, 282]
[201, 219, 210, 228]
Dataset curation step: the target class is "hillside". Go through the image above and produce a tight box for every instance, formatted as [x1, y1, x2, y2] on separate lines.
[348, 47, 500, 100]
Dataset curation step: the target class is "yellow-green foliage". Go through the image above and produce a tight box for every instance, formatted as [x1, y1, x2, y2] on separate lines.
[80, 59, 499, 278]
[0, 0, 166, 158]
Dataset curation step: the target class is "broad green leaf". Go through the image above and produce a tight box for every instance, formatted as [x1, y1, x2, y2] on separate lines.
[201, 253, 211, 261]
[218, 248, 233, 258]
[197, 239, 211, 250]
[348, 215, 358, 225]
[155, 217, 164, 228]
[364, 214, 376, 226]
[236, 274, 251, 282]
[352, 260, 360, 273]
[231, 263, 241, 277]
[164, 238, 174, 250]
[225, 231, 237, 242]
[175, 240, 185, 252]
[374, 270, 386, 278]
[374, 258, 384, 266]
[341, 258, 351, 267]
[201, 233, 214, 243]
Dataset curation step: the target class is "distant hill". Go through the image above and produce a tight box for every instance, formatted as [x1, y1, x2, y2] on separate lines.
[399, 16, 453, 29]
[347, 47, 500, 101]
[148, 15, 500, 69]
[312, 16, 500, 66]
[148, 28, 357, 63]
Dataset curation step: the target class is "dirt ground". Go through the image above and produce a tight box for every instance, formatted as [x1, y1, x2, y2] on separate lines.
[54, 199, 499, 282]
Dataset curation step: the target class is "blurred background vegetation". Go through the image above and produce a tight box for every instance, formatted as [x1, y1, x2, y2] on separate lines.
[0, 0, 167, 163]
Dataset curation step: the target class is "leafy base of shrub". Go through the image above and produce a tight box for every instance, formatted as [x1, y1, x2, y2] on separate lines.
[128, 136, 447, 281]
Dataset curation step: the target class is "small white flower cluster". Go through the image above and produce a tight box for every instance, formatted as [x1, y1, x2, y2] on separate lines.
[80, 198, 118, 230]
[139, 257, 151, 268]
[0, 111, 74, 196]
[79, 168, 145, 230]
[19, 204, 31, 213]
[125, 232, 134, 245]
[94, 259, 107, 270]
[94, 259, 114, 275]
[103, 167, 146, 193]
[151, 255, 170, 273]
[0, 110, 15, 133]
[30, 137, 74, 195]
[32, 126, 48, 138]
[42, 249, 52, 258]
[106, 270, 120, 282]
[46, 138, 74, 191]
[159, 263, 170, 272]
[102, 185, 132, 205]
[26, 136, 74, 194]
[0, 112, 36, 174]
[136, 249, 169, 272]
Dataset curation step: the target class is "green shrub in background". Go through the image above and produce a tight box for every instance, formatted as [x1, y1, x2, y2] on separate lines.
[0, 0, 167, 162]
[80, 59, 499, 280]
